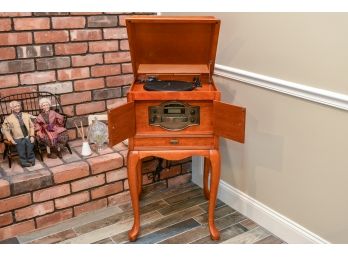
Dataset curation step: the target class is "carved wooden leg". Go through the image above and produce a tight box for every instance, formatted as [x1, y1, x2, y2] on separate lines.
[127, 151, 140, 241]
[203, 157, 210, 200]
[137, 159, 142, 199]
[208, 150, 221, 240]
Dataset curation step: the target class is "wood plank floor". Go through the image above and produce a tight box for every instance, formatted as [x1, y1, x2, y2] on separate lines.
[17, 181, 286, 244]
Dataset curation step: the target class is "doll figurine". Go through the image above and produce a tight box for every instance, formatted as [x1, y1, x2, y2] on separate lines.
[34, 98, 69, 159]
[1, 101, 36, 167]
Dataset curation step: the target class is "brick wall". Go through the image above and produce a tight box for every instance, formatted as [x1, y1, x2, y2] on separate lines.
[0, 13, 193, 241]
[0, 12, 138, 139]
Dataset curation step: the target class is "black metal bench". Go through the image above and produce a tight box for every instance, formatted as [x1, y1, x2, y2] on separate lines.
[0, 91, 72, 168]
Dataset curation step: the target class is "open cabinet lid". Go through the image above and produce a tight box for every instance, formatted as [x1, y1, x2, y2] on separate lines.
[126, 16, 220, 78]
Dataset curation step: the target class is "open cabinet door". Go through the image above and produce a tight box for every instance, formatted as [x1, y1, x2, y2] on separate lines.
[213, 101, 246, 143]
[107, 102, 135, 147]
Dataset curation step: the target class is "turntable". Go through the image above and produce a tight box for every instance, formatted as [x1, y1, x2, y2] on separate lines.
[107, 16, 246, 241]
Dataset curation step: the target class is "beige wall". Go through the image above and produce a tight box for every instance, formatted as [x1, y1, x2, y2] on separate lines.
[215, 13, 348, 95]
[164, 13, 348, 243]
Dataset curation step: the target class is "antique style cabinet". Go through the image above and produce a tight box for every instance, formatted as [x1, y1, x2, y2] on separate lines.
[108, 16, 246, 241]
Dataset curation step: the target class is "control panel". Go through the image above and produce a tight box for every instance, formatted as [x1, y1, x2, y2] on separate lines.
[149, 101, 200, 131]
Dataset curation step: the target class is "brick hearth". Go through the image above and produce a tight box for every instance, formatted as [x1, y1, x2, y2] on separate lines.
[0, 139, 192, 241]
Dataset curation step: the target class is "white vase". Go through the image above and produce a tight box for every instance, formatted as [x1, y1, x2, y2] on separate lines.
[81, 141, 92, 156]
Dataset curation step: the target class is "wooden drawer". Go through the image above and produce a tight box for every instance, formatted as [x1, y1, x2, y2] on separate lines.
[133, 136, 215, 150]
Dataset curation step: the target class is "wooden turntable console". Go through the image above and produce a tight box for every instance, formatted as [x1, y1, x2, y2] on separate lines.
[108, 16, 246, 241]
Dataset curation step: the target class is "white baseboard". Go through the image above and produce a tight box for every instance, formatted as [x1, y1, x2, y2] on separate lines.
[191, 157, 330, 244]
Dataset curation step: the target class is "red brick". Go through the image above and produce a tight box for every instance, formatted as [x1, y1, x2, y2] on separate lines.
[20, 71, 56, 85]
[52, 17, 85, 29]
[17, 45, 53, 58]
[0, 212, 13, 227]
[0, 193, 31, 213]
[35, 208, 73, 229]
[70, 29, 102, 41]
[0, 47, 15, 60]
[10, 169, 52, 195]
[0, 13, 31, 17]
[74, 198, 107, 216]
[0, 59, 34, 74]
[104, 51, 131, 64]
[0, 220, 35, 240]
[75, 101, 105, 115]
[87, 16, 118, 27]
[34, 30, 69, 44]
[160, 165, 181, 180]
[103, 28, 127, 39]
[0, 85, 36, 97]
[0, 74, 18, 89]
[91, 181, 123, 199]
[55, 191, 90, 209]
[119, 15, 132, 26]
[36, 56, 70, 70]
[87, 152, 123, 174]
[55, 42, 88, 55]
[0, 18, 11, 31]
[62, 105, 75, 116]
[0, 179, 11, 198]
[120, 40, 129, 50]
[61, 91, 91, 105]
[121, 63, 133, 73]
[71, 174, 105, 192]
[108, 191, 130, 206]
[57, 67, 90, 81]
[124, 179, 129, 190]
[15, 201, 54, 221]
[142, 174, 153, 185]
[167, 173, 192, 188]
[67, 128, 77, 140]
[51, 161, 89, 184]
[0, 32, 32, 46]
[14, 17, 50, 30]
[89, 40, 118, 53]
[74, 78, 104, 91]
[70, 12, 102, 15]
[33, 184, 71, 202]
[72, 54, 103, 67]
[106, 74, 133, 87]
[106, 167, 127, 183]
[91, 64, 121, 77]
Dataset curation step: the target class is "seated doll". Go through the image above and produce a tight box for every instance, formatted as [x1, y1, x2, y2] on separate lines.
[1, 101, 36, 167]
[34, 98, 69, 158]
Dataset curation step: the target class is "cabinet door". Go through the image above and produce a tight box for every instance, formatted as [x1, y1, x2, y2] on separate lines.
[107, 102, 135, 147]
[213, 101, 246, 143]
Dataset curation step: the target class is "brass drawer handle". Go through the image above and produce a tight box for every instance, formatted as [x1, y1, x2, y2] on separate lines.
[169, 139, 179, 145]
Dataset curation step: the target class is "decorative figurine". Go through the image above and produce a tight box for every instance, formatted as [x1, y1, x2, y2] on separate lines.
[1, 100, 36, 167]
[34, 98, 69, 159]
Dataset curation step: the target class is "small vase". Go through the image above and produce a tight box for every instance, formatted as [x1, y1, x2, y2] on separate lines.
[81, 141, 92, 156]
